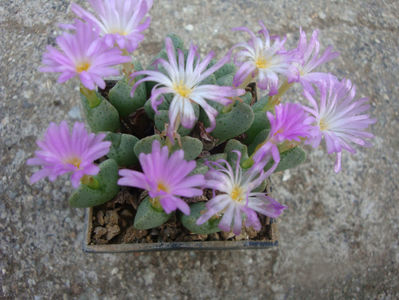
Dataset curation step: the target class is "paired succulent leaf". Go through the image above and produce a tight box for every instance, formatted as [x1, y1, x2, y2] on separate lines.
[180, 202, 221, 234]
[105, 132, 139, 167]
[171, 136, 203, 160]
[134, 196, 172, 230]
[108, 61, 147, 117]
[69, 159, 120, 208]
[80, 92, 120, 133]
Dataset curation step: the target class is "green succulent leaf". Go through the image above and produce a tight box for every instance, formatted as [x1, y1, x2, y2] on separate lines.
[180, 202, 221, 234]
[241, 92, 253, 106]
[80, 92, 120, 133]
[243, 111, 270, 145]
[224, 139, 249, 166]
[252, 95, 269, 112]
[134, 135, 162, 157]
[272, 147, 307, 173]
[171, 136, 203, 161]
[105, 132, 139, 167]
[69, 159, 120, 208]
[144, 97, 171, 120]
[210, 102, 255, 142]
[190, 162, 209, 175]
[196, 153, 227, 165]
[108, 62, 147, 117]
[200, 74, 217, 85]
[216, 73, 233, 86]
[248, 128, 269, 155]
[133, 196, 172, 230]
[213, 63, 236, 79]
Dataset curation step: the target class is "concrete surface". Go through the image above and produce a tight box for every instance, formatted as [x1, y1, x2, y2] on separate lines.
[1, 0, 398, 298]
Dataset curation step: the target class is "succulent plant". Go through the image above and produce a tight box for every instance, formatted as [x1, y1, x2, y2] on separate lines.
[29, 4, 376, 241]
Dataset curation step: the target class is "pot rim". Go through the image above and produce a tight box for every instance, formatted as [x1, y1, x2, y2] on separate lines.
[83, 208, 278, 253]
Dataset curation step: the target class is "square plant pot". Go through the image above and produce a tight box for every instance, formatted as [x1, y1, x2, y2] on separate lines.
[83, 191, 279, 253]
[81, 80, 279, 253]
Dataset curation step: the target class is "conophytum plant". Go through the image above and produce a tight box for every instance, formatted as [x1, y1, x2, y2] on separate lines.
[28, 0, 375, 236]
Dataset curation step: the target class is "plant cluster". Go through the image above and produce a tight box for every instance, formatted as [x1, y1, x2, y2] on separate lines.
[28, 0, 375, 236]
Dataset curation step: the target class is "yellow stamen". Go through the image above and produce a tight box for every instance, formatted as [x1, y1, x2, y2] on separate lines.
[255, 56, 269, 69]
[65, 157, 82, 169]
[109, 29, 128, 36]
[173, 82, 192, 98]
[319, 118, 328, 131]
[230, 185, 245, 203]
[157, 181, 170, 193]
[273, 128, 284, 136]
[76, 61, 90, 73]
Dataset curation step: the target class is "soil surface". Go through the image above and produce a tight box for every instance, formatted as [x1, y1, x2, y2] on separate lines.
[89, 188, 274, 245]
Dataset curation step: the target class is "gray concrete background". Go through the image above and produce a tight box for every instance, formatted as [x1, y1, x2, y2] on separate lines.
[1, 0, 398, 298]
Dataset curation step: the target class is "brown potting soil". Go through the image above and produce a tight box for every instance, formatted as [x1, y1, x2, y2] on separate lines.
[89, 187, 274, 245]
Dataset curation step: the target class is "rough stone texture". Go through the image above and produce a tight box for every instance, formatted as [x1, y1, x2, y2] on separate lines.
[1, 0, 398, 299]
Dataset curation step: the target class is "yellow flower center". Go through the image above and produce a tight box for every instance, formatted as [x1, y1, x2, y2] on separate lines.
[76, 61, 91, 73]
[173, 82, 192, 98]
[157, 181, 170, 193]
[230, 185, 245, 203]
[273, 128, 284, 136]
[255, 56, 269, 69]
[65, 157, 82, 169]
[109, 28, 128, 36]
[319, 118, 328, 131]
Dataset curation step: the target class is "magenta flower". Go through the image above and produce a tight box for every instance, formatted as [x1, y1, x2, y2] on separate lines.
[303, 77, 376, 172]
[287, 28, 339, 93]
[118, 141, 205, 215]
[232, 21, 292, 95]
[197, 152, 286, 235]
[27, 121, 111, 188]
[71, 0, 152, 53]
[39, 20, 130, 90]
[130, 37, 245, 138]
[252, 103, 315, 172]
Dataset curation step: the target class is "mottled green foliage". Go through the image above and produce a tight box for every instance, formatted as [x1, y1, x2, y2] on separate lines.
[190, 162, 209, 175]
[133, 196, 172, 230]
[180, 202, 221, 234]
[144, 97, 171, 120]
[214, 63, 236, 79]
[69, 159, 120, 208]
[171, 136, 203, 161]
[252, 95, 269, 112]
[224, 139, 249, 166]
[108, 61, 147, 117]
[216, 73, 234, 86]
[248, 129, 269, 155]
[134, 135, 162, 156]
[210, 102, 254, 142]
[272, 147, 307, 173]
[200, 74, 217, 85]
[243, 111, 270, 145]
[105, 132, 139, 167]
[81, 92, 120, 133]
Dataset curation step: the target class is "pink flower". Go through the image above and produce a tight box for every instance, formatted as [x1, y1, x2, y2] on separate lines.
[303, 76, 376, 172]
[130, 37, 245, 138]
[71, 0, 152, 53]
[197, 151, 286, 235]
[27, 121, 111, 188]
[232, 21, 292, 95]
[118, 141, 205, 215]
[39, 20, 130, 90]
[287, 28, 339, 93]
[253, 103, 315, 172]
